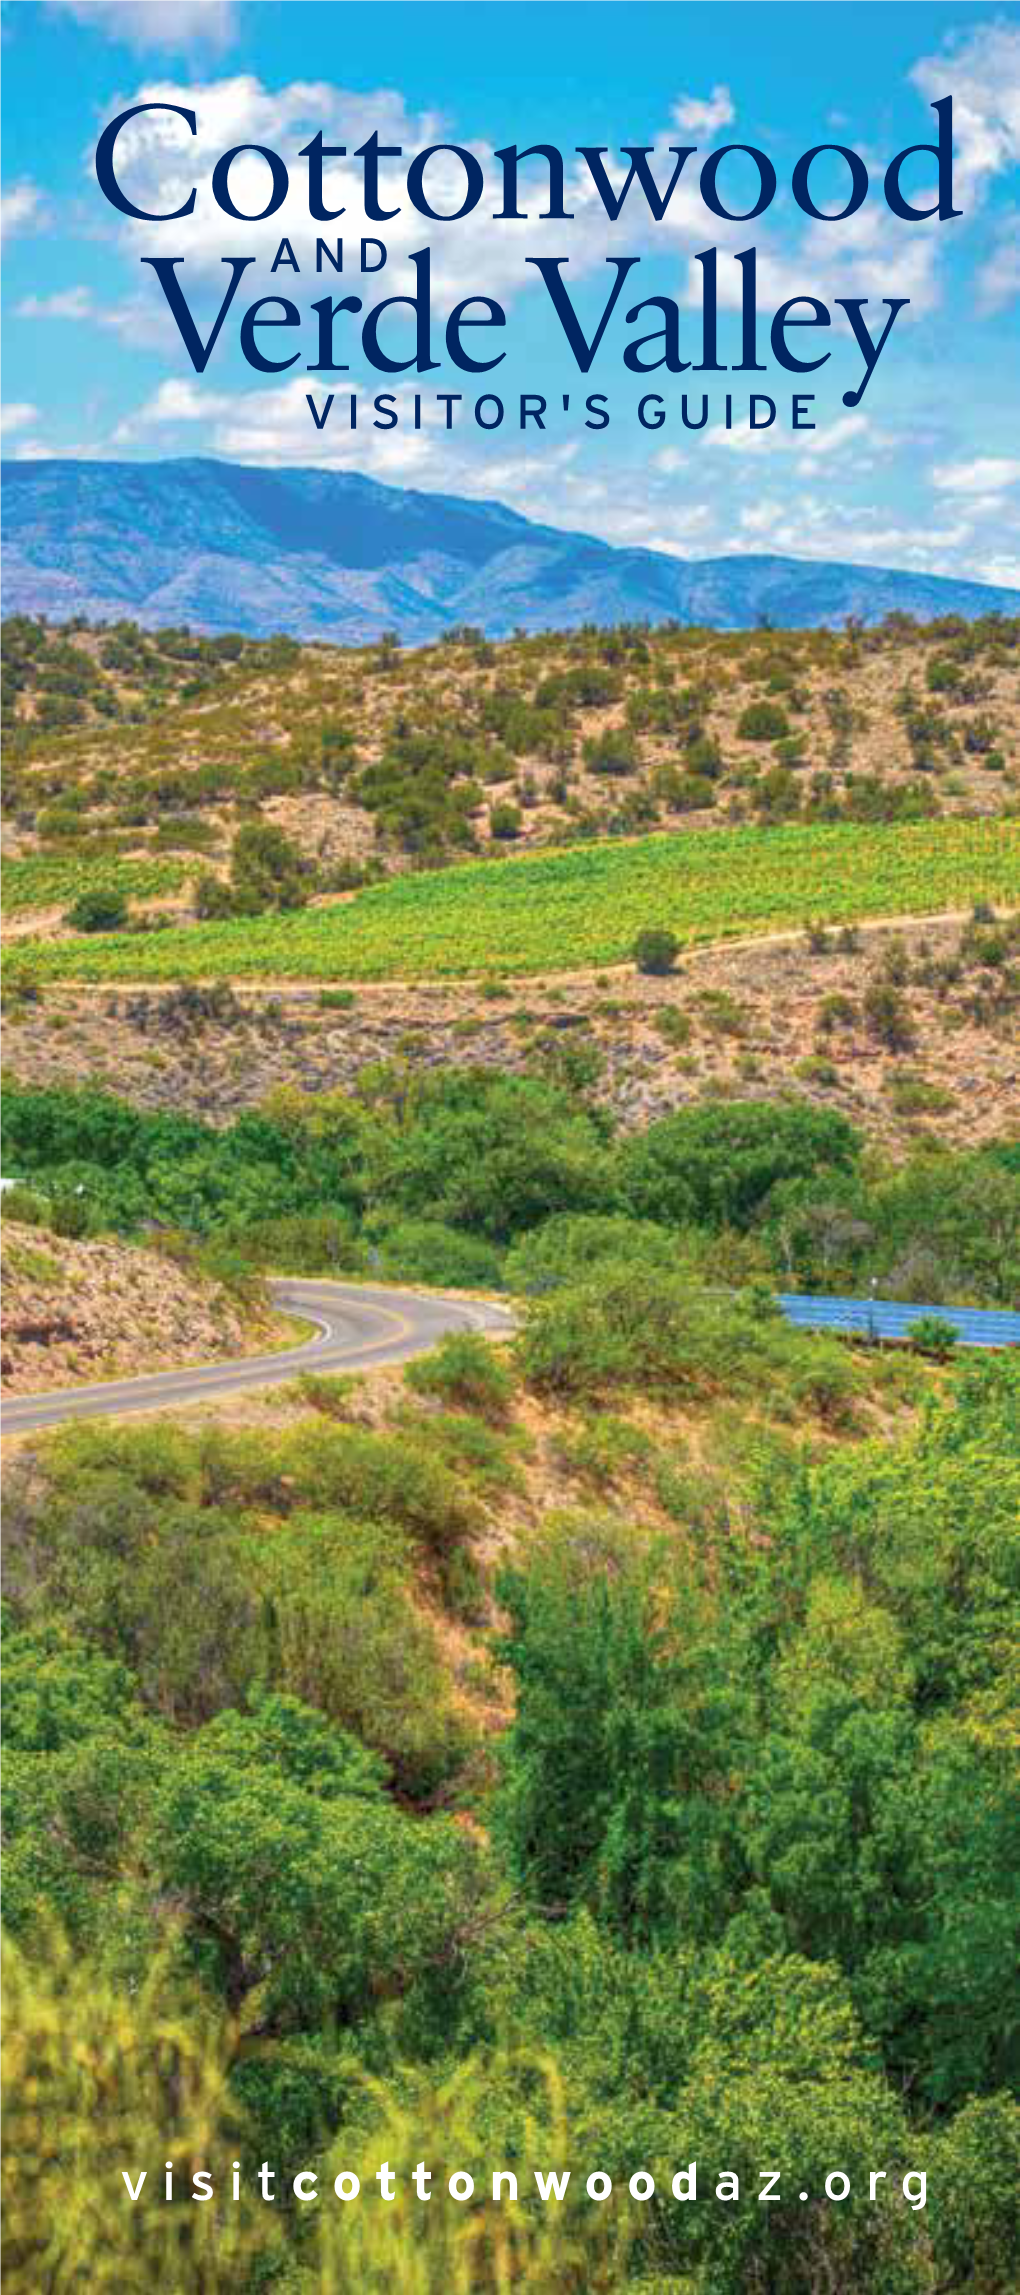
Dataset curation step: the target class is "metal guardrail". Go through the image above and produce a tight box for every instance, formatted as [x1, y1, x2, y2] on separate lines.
[776, 1293, 1020, 1348]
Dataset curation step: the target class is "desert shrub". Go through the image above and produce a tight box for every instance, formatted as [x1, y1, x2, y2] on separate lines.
[907, 1314, 959, 1359]
[582, 728, 641, 777]
[959, 714, 998, 753]
[652, 1004, 693, 1047]
[549, 1410, 654, 1485]
[152, 815, 217, 851]
[817, 991, 859, 1032]
[229, 1209, 367, 1274]
[47, 1190, 92, 1239]
[697, 986, 749, 1036]
[230, 822, 311, 913]
[65, 887, 128, 933]
[284, 1419, 480, 1559]
[1, 1921, 273, 2293]
[530, 1031, 605, 1095]
[254, 1518, 470, 1792]
[864, 977, 915, 1051]
[406, 1331, 515, 1421]
[789, 1349, 861, 1429]
[1, 1427, 471, 1793]
[489, 800, 523, 839]
[519, 1263, 842, 1408]
[737, 700, 790, 740]
[193, 869, 235, 919]
[0, 1183, 47, 1227]
[886, 1073, 955, 1117]
[296, 1371, 361, 1419]
[633, 925, 679, 974]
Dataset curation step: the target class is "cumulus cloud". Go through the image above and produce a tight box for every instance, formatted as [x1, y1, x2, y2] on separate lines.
[16, 286, 96, 320]
[911, 21, 1020, 205]
[977, 553, 1020, 589]
[84, 73, 620, 300]
[706, 409, 880, 459]
[89, 68, 895, 328]
[109, 368, 718, 543]
[671, 86, 735, 138]
[0, 402, 40, 438]
[116, 375, 233, 432]
[47, 1, 239, 51]
[932, 456, 1020, 496]
[0, 181, 43, 242]
[734, 492, 975, 574]
[14, 280, 177, 348]
[976, 210, 1020, 314]
[77, 35, 992, 381]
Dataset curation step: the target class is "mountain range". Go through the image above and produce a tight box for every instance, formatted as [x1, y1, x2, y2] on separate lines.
[2, 457, 1016, 643]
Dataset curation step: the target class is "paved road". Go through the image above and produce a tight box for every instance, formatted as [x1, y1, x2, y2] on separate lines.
[4, 1280, 1014, 1438]
[1, 1280, 517, 1435]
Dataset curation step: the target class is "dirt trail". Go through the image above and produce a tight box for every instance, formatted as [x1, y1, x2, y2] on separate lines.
[17, 906, 993, 999]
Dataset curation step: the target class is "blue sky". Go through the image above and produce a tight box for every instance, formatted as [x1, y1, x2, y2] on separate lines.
[2, 0, 1019, 585]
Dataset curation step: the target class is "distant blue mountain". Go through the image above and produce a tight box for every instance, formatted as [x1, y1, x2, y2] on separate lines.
[2, 457, 1016, 642]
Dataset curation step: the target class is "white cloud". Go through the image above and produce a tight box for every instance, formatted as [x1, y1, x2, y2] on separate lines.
[84, 71, 825, 328]
[733, 492, 978, 577]
[47, 1, 238, 51]
[797, 412, 873, 459]
[15, 281, 178, 348]
[133, 375, 233, 422]
[672, 86, 735, 138]
[977, 211, 1020, 314]
[8, 437, 98, 461]
[932, 457, 1020, 497]
[16, 286, 95, 320]
[112, 370, 719, 542]
[79, 42, 995, 385]
[707, 409, 878, 460]
[0, 402, 40, 438]
[110, 374, 233, 441]
[85, 74, 609, 301]
[977, 554, 1020, 590]
[911, 23, 1020, 206]
[0, 181, 43, 242]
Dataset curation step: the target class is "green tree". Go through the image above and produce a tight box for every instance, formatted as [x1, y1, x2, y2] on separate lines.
[229, 821, 310, 913]
[633, 925, 679, 974]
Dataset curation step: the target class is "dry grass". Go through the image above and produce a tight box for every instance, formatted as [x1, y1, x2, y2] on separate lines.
[5, 619, 1018, 902]
[6, 913, 1015, 1153]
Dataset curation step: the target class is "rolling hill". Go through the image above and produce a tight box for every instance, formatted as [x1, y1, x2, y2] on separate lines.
[3, 457, 1017, 643]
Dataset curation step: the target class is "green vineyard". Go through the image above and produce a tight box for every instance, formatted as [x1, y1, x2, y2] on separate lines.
[1, 852, 189, 915]
[6, 819, 1018, 984]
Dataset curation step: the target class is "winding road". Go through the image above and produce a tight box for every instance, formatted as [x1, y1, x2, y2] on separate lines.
[2, 1280, 1015, 1439]
[1, 1279, 517, 1435]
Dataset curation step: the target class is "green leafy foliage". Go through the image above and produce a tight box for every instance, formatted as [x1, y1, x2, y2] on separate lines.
[7, 817, 1015, 982]
[633, 925, 679, 974]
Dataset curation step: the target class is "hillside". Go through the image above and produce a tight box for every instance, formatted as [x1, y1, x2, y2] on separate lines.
[0, 1223, 272, 1394]
[3, 613, 1018, 939]
[4, 458, 1018, 642]
[8, 914, 1017, 1156]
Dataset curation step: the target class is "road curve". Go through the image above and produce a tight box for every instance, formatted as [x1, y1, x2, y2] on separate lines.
[1, 1280, 517, 1435]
